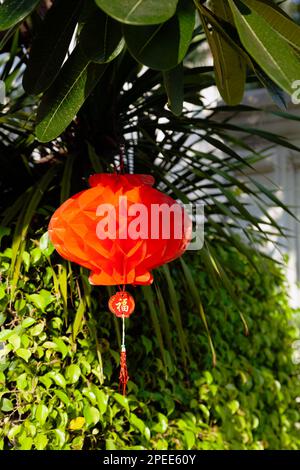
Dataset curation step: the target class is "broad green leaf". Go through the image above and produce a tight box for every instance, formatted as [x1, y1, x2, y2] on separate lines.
[183, 429, 195, 450]
[228, 400, 240, 414]
[93, 388, 109, 415]
[65, 364, 81, 384]
[20, 437, 33, 450]
[29, 322, 44, 336]
[79, 9, 124, 63]
[54, 429, 65, 448]
[130, 413, 150, 440]
[245, 0, 300, 51]
[21, 317, 36, 328]
[83, 405, 100, 426]
[163, 63, 184, 115]
[203, 1, 246, 105]
[0, 329, 14, 341]
[114, 392, 130, 415]
[27, 290, 54, 310]
[35, 46, 107, 142]
[53, 338, 69, 359]
[34, 434, 48, 450]
[95, 0, 178, 25]
[17, 373, 27, 390]
[152, 412, 168, 433]
[106, 439, 116, 450]
[36, 404, 48, 426]
[1, 398, 14, 412]
[23, 0, 82, 94]
[124, 1, 195, 70]
[228, 0, 300, 95]
[48, 371, 66, 389]
[16, 348, 31, 362]
[39, 232, 55, 257]
[8, 333, 21, 350]
[54, 390, 70, 406]
[0, 0, 40, 31]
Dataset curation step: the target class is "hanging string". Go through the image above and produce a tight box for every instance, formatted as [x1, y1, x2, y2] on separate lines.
[119, 313, 129, 395]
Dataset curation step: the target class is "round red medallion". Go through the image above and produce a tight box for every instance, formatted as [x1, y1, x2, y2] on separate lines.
[108, 291, 135, 318]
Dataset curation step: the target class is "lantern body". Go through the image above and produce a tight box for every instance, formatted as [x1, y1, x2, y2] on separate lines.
[48, 174, 191, 286]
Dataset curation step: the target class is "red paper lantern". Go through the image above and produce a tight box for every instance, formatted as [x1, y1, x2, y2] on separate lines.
[48, 173, 192, 393]
[49, 174, 191, 286]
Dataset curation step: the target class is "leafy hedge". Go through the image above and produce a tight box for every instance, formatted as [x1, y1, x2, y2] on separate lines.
[0, 233, 299, 450]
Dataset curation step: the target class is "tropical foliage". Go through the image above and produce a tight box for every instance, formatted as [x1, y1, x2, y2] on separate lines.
[0, 240, 299, 450]
[0, 0, 300, 451]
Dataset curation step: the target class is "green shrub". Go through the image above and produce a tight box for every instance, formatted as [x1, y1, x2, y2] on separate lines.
[0, 234, 299, 450]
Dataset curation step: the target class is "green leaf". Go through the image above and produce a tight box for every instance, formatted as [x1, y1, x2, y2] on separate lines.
[35, 46, 107, 142]
[0, 313, 6, 326]
[54, 390, 70, 406]
[16, 348, 31, 362]
[21, 317, 36, 329]
[0, 329, 14, 341]
[130, 413, 150, 439]
[228, 400, 240, 414]
[30, 322, 45, 336]
[22, 0, 82, 94]
[1, 398, 14, 412]
[20, 437, 33, 450]
[27, 290, 54, 310]
[17, 373, 28, 390]
[83, 405, 100, 426]
[152, 412, 168, 433]
[36, 404, 48, 426]
[245, 0, 300, 52]
[34, 434, 48, 450]
[79, 9, 124, 63]
[95, 0, 178, 25]
[202, 1, 246, 105]
[124, 1, 195, 70]
[65, 364, 81, 384]
[72, 297, 85, 341]
[183, 429, 195, 450]
[54, 429, 65, 448]
[93, 388, 109, 415]
[114, 392, 130, 416]
[53, 337, 69, 359]
[228, 0, 300, 95]
[48, 372, 66, 389]
[8, 333, 21, 350]
[39, 232, 55, 257]
[106, 439, 116, 450]
[163, 63, 183, 115]
[0, 286, 6, 301]
[0, 0, 40, 31]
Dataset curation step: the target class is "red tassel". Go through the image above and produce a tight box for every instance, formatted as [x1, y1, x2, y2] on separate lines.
[119, 349, 129, 396]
